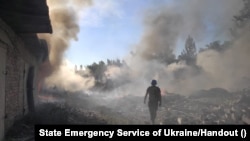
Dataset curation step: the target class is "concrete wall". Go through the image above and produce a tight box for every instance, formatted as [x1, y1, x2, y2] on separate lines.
[0, 18, 38, 140]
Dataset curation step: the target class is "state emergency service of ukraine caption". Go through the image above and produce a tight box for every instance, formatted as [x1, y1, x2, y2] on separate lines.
[38, 128, 247, 138]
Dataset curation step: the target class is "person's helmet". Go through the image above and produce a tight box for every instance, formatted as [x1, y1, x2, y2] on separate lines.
[151, 79, 157, 86]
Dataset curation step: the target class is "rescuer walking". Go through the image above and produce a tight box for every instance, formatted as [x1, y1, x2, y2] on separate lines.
[144, 80, 162, 124]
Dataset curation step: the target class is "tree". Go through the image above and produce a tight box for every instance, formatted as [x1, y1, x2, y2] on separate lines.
[234, 0, 250, 28]
[185, 35, 197, 58]
[231, 0, 250, 36]
[107, 59, 111, 66]
[199, 41, 231, 53]
[86, 58, 128, 90]
[87, 61, 107, 85]
[178, 35, 197, 65]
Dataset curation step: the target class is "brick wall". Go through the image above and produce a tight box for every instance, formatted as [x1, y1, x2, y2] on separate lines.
[0, 18, 35, 132]
[5, 44, 27, 130]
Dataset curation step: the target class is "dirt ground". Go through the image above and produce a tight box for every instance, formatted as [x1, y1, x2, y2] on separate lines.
[4, 88, 250, 141]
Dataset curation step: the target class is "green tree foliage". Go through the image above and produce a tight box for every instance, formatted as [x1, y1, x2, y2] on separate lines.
[199, 41, 232, 53]
[106, 59, 124, 67]
[178, 35, 197, 65]
[86, 58, 127, 91]
[87, 61, 106, 82]
[157, 52, 176, 65]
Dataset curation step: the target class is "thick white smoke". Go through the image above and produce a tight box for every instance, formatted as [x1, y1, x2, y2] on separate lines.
[38, 0, 94, 92]
[40, 0, 249, 96]
[44, 60, 95, 92]
[109, 0, 249, 95]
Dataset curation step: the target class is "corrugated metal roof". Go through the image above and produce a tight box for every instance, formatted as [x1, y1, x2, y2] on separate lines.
[0, 0, 52, 33]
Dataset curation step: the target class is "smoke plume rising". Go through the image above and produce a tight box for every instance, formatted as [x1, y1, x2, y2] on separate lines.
[196, 31, 250, 91]
[33, 0, 250, 126]
[119, 0, 249, 95]
[39, 0, 92, 71]
[38, 0, 93, 91]
[39, 0, 250, 96]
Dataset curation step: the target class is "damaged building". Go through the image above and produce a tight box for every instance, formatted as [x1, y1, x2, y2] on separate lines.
[0, 0, 52, 140]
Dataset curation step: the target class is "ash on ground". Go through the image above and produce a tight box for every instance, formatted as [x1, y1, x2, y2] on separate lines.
[4, 88, 250, 141]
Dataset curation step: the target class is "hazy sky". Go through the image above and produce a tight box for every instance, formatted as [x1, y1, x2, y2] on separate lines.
[45, 0, 247, 94]
[64, 0, 173, 67]
[64, 0, 229, 67]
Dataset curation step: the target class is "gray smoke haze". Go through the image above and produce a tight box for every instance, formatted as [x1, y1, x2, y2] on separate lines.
[135, 0, 243, 60]
[38, 0, 93, 91]
[40, 0, 249, 96]
[118, 0, 249, 95]
[39, 0, 92, 71]
[44, 60, 95, 92]
[196, 30, 250, 91]
[34, 0, 250, 125]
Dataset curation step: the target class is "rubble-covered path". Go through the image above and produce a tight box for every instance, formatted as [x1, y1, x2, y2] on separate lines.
[4, 88, 250, 141]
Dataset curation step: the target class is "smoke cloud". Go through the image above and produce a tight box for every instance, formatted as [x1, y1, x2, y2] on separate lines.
[34, 0, 250, 125]
[196, 30, 250, 92]
[39, 0, 249, 96]
[119, 0, 249, 95]
[39, 0, 92, 71]
[44, 59, 95, 92]
[38, 0, 93, 91]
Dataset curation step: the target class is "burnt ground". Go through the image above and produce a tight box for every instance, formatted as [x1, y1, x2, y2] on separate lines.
[4, 88, 250, 141]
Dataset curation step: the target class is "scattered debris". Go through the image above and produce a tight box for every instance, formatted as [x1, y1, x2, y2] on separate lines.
[242, 115, 250, 124]
[4, 88, 250, 140]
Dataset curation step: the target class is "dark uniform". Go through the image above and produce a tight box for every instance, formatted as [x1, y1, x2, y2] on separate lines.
[144, 80, 161, 124]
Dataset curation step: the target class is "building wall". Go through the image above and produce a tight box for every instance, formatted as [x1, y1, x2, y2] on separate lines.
[0, 18, 37, 139]
[0, 43, 7, 141]
[4, 45, 27, 130]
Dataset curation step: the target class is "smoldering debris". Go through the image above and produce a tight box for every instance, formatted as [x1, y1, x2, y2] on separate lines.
[5, 88, 250, 140]
[100, 88, 250, 125]
[37, 87, 250, 125]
